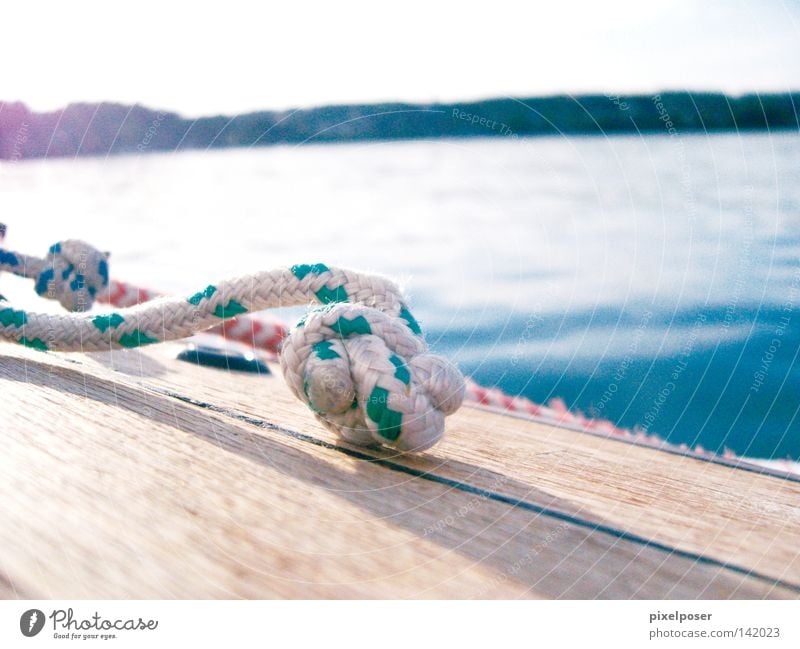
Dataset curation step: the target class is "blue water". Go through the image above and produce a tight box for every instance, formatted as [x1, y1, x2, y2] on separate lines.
[2, 132, 799, 458]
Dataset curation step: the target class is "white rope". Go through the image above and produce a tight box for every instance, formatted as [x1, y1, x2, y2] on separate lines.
[0, 240, 465, 452]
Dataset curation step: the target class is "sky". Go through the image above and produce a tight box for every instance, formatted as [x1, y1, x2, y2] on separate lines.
[2, 0, 799, 117]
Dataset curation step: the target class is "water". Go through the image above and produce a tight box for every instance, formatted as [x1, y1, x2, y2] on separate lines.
[2, 132, 799, 459]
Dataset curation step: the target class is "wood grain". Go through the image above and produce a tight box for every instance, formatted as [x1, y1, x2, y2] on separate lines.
[0, 574, 26, 599]
[1, 342, 797, 599]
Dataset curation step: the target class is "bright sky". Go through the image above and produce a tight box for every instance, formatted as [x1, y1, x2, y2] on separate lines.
[4, 0, 799, 117]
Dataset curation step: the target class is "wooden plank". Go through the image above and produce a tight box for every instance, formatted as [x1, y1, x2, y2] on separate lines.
[106, 343, 800, 589]
[0, 350, 530, 599]
[0, 342, 797, 599]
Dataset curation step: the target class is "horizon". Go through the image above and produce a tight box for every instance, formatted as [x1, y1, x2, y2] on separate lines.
[3, 90, 797, 163]
[5, 87, 800, 121]
[3, 0, 799, 117]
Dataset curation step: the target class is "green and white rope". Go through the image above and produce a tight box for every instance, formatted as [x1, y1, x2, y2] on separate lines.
[0, 240, 465, 452]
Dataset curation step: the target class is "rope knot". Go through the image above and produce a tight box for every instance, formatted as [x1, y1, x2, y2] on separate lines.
[35, 240, 109, 312]
[280, 301, 465, 452]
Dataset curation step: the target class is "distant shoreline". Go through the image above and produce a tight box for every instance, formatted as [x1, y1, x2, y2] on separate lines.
[1, 91, 798, 160]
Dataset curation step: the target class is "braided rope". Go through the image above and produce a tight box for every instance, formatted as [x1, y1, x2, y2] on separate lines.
[100, 279, 288, 355]
[0, 240, 465, 453]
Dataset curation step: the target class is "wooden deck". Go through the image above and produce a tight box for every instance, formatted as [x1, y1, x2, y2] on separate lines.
[1, 341, 799, 599]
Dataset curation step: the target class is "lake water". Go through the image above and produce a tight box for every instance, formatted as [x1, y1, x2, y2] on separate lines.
[2, 132, 799, 459]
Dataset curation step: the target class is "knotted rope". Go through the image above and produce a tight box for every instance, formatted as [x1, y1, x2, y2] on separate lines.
[0, 240, 465, 452]
[0, 240, 109, 312]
